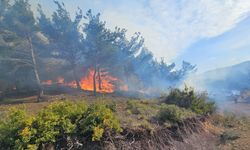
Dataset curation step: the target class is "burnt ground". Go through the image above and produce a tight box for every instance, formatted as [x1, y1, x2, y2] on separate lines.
[1, 93, 250, 150]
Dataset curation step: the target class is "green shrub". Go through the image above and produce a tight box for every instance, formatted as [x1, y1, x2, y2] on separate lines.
[158, 104, 195, 123]
[0, 101, 121, 148]
[190, 94, 215, 115]
[95, 99, 117, 112]
[0, 101, 88, 149]
[164, 86, 216, 115]
[0, 107, 32, 149]
[31, 101, 87, 144]
[78, 104, 122, 141]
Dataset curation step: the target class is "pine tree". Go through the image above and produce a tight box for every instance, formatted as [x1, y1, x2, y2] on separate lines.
[1, 0, 46, 101]
[38, 1, 84, 90]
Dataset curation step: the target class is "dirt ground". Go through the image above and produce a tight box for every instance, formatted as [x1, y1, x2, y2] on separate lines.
[214, 101, 250, 150]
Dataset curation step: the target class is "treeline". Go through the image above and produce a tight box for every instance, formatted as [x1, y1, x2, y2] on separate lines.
[0, 0, 196, 100]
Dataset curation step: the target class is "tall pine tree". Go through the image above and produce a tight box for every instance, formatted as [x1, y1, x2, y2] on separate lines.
[1, 0, 46, 101]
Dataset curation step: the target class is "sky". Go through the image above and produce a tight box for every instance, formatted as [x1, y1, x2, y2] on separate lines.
[30, 0, 250, 73]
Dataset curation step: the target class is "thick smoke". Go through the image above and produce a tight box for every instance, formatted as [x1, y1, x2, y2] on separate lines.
[185, 61, 250, 112]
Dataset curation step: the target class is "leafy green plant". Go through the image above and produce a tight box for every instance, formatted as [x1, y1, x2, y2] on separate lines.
[163, 86, 216, 115]
[31, 101, 87, 144]
[0, 101, 88, 149]
[158, 104, 195, 123]
[0, 101, 122, 148]
[95, 99, 117, 112]
[0, 107, 31, 149]
[78, 104, 122, 141]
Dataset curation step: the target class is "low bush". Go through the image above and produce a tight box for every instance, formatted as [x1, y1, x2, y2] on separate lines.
[158, 104, 195, 123]
[0, 101, 122, 149]
[77, 104, 122, 141]
[163, 86, 216, 115]
[30, 101, 87, 145]
[0, 107, 30, 149]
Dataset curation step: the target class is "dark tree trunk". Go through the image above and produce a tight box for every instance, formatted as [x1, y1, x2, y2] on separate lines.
[28, 36, 43, 102]
[97, 67, 102, 90]
[93, 66, 97, 96]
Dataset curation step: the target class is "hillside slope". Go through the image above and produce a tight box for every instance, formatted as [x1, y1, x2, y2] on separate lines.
[189, 61, 250, 94]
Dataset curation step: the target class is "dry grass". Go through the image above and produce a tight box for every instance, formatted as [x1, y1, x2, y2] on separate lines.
[210, 113, 250, 150]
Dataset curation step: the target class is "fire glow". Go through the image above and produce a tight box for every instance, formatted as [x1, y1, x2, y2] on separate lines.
[42, 69, 128, 93]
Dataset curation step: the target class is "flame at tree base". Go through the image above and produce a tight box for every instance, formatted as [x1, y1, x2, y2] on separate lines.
[42, 69, 128, 93]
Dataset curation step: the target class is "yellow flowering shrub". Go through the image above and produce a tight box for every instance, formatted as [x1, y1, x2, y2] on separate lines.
[78, 104, 122, 141]
[92, 126, 104, 141]
[31, 101, 88, 144]
[0, 101, 122, 149]
[0, 107, 30, 149]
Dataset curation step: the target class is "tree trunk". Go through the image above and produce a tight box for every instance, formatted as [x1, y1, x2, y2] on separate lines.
[73, 67, 81, 90]
[93, 66, 97, 96]
[27, 35, 43, 102]
[97, 67, 102, 90]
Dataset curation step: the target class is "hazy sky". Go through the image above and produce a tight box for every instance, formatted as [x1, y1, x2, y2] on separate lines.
[30, 0, 250, 73]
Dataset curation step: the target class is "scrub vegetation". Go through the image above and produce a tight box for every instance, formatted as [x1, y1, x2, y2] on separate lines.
[0, 88, 215, 149]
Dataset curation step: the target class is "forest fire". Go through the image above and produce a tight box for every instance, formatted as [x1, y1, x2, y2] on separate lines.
[42, 69, 128, 93]
[79, 69, 116, 93]
[57, 77, 64, 84]
[42, 80, 52, 85]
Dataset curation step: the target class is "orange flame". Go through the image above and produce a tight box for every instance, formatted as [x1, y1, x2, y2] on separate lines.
[42, 69, 128, 93]
[42, 80, 52, 85]
[68, 81, 77, 88]
[79, 69, 118, 93]
[57, 77, 64, 84]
